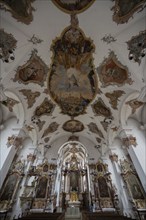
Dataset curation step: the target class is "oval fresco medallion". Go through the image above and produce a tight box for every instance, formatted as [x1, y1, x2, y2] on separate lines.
[52, 0, 95, 14]
[48, 26, 98, 116]
[63, 120, 84, 132]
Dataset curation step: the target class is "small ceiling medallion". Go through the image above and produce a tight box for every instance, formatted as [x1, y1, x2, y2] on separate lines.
[127, 30, 146, 65]
[63, 120, 84, 132]
[0, 29, 17, 63]
[111, 0, 146, 24]
[52, 0, 95, 14]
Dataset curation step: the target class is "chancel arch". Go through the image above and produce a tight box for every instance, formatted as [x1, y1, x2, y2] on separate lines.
[55, 141, 90, 210]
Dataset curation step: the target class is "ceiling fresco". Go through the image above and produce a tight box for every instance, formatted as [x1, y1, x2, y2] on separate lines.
[52, 0, 95, 14]
[97, 51, 133, 87]
[91, 98, 112, 118]
[34, 98, 55, 117]
[87, 123, 103, 138]
[13, 50, 48, 86]
[42, 122, 59, 138]
[112, 0, 146, 24]
[62, 120, 84, 132]
[48, 19, 98, 117]
[0, 0, 35, 24]
[105, 90, 125, 110]
[0, 1, 145, 151]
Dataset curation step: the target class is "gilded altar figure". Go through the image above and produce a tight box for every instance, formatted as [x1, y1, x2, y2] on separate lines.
[70, 191, 78, 201]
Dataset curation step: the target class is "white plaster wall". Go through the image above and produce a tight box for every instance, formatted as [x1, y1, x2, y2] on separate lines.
[127, 118, 146, 191]
[0, 117, 20, 188]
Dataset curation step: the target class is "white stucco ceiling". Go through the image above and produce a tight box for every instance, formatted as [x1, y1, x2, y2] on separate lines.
[0, 0, 146, 157]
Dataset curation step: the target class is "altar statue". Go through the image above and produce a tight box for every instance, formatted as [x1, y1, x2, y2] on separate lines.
[70, 191, 78, 202]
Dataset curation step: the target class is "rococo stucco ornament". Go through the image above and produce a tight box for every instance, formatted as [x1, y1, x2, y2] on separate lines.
[105, 90, 125, 110]
[1, 97, 19, 112]
[127, 30, 146, 64]
[122, 135, 137, 148]
[126, 98, 144, 114]
[14, 50, 48, 86]
[97, 51, 133, 87]
[42, 122, 59, 138]
[19, 89, 40, 108]
[48, 24, 98, 116]
[0, 0, 35, 24]
[0, 29, 17, 63]
[87, 122, 103, 138]
[111, 0, 146, 24]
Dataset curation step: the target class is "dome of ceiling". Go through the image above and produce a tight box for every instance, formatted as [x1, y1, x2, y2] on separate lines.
[0, 0, 146, 158]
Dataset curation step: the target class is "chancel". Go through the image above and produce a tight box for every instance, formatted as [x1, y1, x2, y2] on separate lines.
[0, 1, 146, 220]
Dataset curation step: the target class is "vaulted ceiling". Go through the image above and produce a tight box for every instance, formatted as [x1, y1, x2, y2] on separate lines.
[0, 0, 146, 157]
